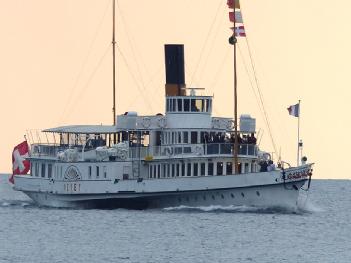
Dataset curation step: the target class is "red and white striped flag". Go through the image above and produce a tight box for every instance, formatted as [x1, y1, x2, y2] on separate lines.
[229, 11, 243, 23]
[227, 0, 240, 9]
[231, 26, 246, 37]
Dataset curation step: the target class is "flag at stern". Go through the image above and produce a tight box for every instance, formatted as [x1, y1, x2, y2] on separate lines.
[9, 141, 30, 184]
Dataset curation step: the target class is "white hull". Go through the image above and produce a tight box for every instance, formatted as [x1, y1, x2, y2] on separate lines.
[15, 165, 311, 209]
[24, 180, 306, 210]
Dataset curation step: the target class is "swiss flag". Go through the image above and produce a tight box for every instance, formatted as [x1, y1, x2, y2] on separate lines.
[9, 141, 30, 184]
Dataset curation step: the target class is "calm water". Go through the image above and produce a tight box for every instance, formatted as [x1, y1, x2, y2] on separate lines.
[0, 175, 350, 263]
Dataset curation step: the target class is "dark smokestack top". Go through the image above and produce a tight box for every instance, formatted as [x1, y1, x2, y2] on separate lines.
[164, 44, 185, 85]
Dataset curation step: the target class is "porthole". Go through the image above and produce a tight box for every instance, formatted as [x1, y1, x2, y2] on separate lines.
[231, 193, 235, 198]
[256, 191, 260, 196]
[241, 192, 245, 197]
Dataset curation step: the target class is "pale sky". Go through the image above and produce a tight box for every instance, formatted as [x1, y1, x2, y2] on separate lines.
[0, 0, 350, 179]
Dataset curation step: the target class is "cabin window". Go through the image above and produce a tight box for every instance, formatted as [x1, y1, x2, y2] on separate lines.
[177, 99, 183, 112]
[226, 162, 233, 175]
[41, 163, 46, 178]
[177, 132, 181, 144]
[193, 163, 198, 176]
[217, 162, 223, 175]
[196, 99, 203, 112]
[183, 131, 189, 144]
[187, 163, 191, 176]
[171, 164, 175, 177]
[206, 99, 210, 112]
[208, 162, 214, 176]
[181, 163, 185, 176]
[35, 163, 39, 177]
[96, 166, 100, 178]
[170, 99, 173, 112]
[191, 132, 198, 144]
[176, 163, 180, 177]
[30, 163, 33, 176]
[172, 132, 175, 144]
[166, 99, 170, 112]
[88, 166, 92, 179]
[103, 166, 107, 178]
[149, 165, 152, 178]
[157, 165, 160, 178]
[172, 99, 176, 111]
[167, 164, 171, 177]
[153, 165, 157, 178]
[162, 164, 166, 178]
[191, 99, 197, 112]
[48, 164, 52, 179]
[245, 163, 249, 173]
[201, 163, 206, 176]
[184, 99, 190, 112]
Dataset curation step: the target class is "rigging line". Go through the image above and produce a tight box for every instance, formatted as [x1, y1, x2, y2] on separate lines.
[197, 7, 227, 82]
[116, 46, 154, 113]
[116, 0, 149, 90]
[239, 4, 278, 155]
[126, 63, 164, 111]
[207, 46, 232, 117]
[58, 0, 112, 125]
[237, 43, 266, 125]
[245, 36, 278, 155]
[64, 44, 112, 121]
[208, 45, 231, 94]
[189, 0, 223, 87]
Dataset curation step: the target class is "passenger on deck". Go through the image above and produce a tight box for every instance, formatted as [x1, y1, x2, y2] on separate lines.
[247, 133, 257, 144]
[230, 134, 242, 144]
[259, 161, 268, 172]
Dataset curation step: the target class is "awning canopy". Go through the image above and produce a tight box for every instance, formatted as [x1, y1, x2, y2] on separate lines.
[43, 125, 118, 134]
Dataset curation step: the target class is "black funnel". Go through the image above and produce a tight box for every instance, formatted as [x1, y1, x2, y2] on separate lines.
[164, 44, 186, 96]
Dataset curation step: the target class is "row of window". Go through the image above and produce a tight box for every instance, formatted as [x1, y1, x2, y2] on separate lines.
[166, 98, 212, 113]
[148, 161, 256, 179]
[30, 163, 107, 180]
[88, 166, 107, 179]
[31, 162, 53, 178]
[162, 131, 224, 145]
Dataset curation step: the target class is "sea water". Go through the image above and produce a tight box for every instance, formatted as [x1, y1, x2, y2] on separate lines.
[0, 175, 350, 263]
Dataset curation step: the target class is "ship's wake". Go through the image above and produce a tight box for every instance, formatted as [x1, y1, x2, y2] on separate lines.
[163, 202, 321, 215]
[0, 199, 36, 208]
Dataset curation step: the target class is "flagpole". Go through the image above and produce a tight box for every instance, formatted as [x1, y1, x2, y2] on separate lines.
[233, 0, 239, 174]
[112, 0, 117, 145]
[112, 0, 116, 126]
[297, 99, 301, 166]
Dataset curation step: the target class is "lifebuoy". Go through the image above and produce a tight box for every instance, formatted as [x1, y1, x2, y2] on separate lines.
[212, 119, 220, 129]
[194, 145, 203, 155]
[158, 117, 167, 128]
[226, 120, 235, 130]
[164, 146, 173, 157]
[142, 117, 151, 128]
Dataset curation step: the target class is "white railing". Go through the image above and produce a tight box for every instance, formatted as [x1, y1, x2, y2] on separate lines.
[129, 143, 257, 159]
[30, 143, 258, 160]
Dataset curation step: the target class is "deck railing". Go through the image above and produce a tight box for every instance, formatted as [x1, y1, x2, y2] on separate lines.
[129, 143, 257, 159]
[30, 143, 257, 160]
